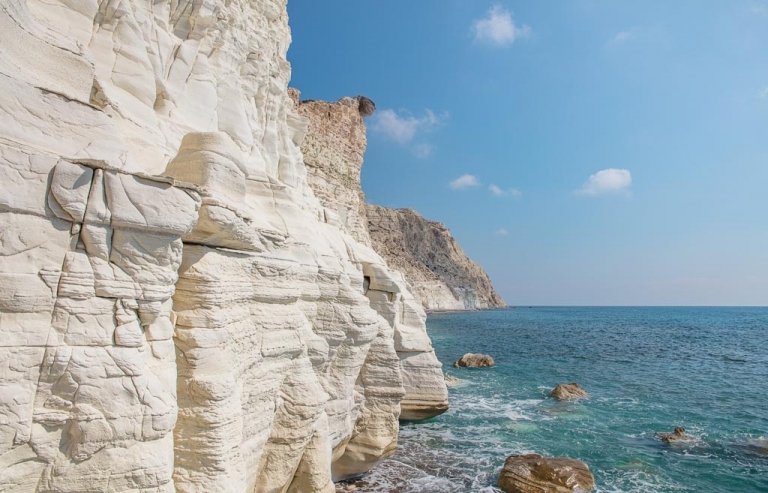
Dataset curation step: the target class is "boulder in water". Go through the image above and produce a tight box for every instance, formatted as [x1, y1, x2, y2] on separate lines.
[498, 453, 595, 493]
[656, 427, 692, 443]
[742, 437, 768, 456]
[453, 353, 495, 368]
[549, 383, 589, 401]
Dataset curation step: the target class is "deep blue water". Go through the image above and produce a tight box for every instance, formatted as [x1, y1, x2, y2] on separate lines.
[358, 307, 768, 492]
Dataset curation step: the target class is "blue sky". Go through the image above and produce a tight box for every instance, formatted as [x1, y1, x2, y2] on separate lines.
[288, 0, 768, 306]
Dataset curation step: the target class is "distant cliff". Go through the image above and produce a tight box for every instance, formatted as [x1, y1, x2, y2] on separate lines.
[367, 205, 506, 311]
[297, 95, 504, 312]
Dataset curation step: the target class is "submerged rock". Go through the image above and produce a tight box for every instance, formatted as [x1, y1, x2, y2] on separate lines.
[444, 373, 462, 386]
[549, 383, 589, 400]
[498, 454, 595, 493]
[741, 437, 768, 456]
[453, 353, 495, 368]
[656, 427, 692, 443]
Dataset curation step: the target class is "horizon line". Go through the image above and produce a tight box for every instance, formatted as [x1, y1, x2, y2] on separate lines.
[498, 305, 768, 308]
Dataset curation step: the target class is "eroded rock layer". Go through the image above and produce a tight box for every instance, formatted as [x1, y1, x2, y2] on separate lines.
[297, 95, 373, 246]
[367, 206, 506, 311]
[298, 96, 448, 422]
[0, 1, 447, 492]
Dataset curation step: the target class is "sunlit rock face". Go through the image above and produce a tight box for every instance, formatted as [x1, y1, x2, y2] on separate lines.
[0, 0, 445, 491]
[297, 96, 449, 422]
[367, 205, 507, 311]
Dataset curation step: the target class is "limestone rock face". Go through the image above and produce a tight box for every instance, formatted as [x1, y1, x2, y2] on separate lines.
[549, 383, 589, 401]
[0, 1, 444, 491]
[298, 95, 372, 245]
[366, 205, 506, 311]
[498, 454, 595, 493]
[298, 96, 449, 423]
[453, 353, 496, 368]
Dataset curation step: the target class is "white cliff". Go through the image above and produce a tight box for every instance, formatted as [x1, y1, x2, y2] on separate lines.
[0, 1, 447, 493]
[297, 95, 449, 422]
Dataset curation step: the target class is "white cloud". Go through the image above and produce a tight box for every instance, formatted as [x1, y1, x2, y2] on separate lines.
[489, 184, 522, 197]
[472, 5, 531, 46]
[449, 174, 480, 190]
[371, 109, 445, 144]
[607, 30, 633, 47]
[759, 86, 768, 99]
[371, 109, 446, 157]
[577, 168, 632, 196]
[495, 228, 510, 237]
[371, 109, 418, 144]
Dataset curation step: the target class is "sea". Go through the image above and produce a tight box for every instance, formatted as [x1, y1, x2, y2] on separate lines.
[346, 307, 768, 492]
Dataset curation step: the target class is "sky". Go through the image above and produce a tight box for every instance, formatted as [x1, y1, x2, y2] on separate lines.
[287, 0, 768, 306]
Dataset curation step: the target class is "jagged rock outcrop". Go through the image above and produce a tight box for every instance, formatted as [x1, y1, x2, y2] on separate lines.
[366, 205, 506, 311]
[0, 1, 445, 492]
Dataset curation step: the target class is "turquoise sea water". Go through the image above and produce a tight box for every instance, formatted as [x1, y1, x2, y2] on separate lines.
[354, 307, 768, 492]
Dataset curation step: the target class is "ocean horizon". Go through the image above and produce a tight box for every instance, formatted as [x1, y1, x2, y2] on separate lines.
[346, 306, 768, 492]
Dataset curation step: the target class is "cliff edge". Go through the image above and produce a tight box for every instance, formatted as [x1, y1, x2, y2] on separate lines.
[367, 206, 506, 311]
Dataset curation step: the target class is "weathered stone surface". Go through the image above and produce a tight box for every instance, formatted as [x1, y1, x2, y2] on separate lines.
[0, 0, 451, 491]
[498, 454, 595, 493]
[549, 383, 589, 401]
[299, 97, 449, 423]
[454, 353, 496, 368]
[298, 95, 373, 245]
[367, 205, 506, 311]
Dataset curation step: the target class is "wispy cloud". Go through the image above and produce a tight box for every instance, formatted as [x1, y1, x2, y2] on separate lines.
[450, 174, 480, 190]
[495, 228, 510, 237]
[371, 109, 439, 144]
[759, 86, 768, 99]
[489, 184, 522, 198]
[607, 30, 633, 47]
[371, 108, 447, 158]
[472, 5, 531, 46]
[576, 168, 632, 196]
